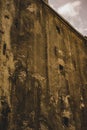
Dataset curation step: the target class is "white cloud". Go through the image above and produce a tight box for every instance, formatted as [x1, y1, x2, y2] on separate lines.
[49, 0, 87, 35]
[84, 28, 87, 31]
[57, 1, 87, 35]
[58, 1, 81, 18]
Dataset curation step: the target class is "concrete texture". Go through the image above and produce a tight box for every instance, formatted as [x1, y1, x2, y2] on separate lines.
[0, 0, 87, 130]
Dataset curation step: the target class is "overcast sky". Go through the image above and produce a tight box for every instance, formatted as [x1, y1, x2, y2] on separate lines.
[49, 0, 87, 36]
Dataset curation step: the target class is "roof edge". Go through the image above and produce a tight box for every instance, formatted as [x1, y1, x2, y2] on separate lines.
[42, 0, 86, 41]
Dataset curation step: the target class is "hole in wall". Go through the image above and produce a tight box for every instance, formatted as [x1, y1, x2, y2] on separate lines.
[4, 15, 9, 19]
[0, 30, 4, 34]
[14, 19, 19, 29]
[54, 46, 58, 57]
[59, 64, 64, 71]
[62, 116, 69, 127]
[56, 26, 60, 34]
[3, 43, 6, 55]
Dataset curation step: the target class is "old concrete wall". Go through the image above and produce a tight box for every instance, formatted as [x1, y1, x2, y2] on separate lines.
[0, 0, 87, 130]
[0, 0, 15, 105]
[43, 2, 87, 130]
[10, 0, 49, 129]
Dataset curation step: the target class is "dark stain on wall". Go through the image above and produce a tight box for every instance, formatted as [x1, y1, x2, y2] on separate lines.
[0, 0, 87, 130]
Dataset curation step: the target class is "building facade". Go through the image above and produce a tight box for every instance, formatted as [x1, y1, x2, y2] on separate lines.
[0, 0, 87, 130]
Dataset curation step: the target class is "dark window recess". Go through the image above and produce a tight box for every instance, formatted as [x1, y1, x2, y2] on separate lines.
[0, 30, 4, 34]
[3, 43, 6, 55]
[6, 2, 10, 6]
[59, 64, 64, 71]
[4, 15, 9, 19]
[73, 60, 76, 70]
[56, 26, 60, 34]
[15, 19, 19, 28]
[62, 117, 69, 127]
[54, 46, 58, 57]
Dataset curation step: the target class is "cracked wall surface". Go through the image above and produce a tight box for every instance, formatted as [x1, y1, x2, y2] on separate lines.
[0, 0, 87, 130]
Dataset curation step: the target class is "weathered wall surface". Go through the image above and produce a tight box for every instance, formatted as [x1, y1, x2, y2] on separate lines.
[10, 0, 49, 129]
[43, 2, 87, 130]
[0, 0, 87, 130]
[0, 0, 15, 104]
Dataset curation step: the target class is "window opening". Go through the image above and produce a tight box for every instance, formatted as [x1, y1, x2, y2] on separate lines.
[59, 64, 64, 71]
[3, 43, 6, 55]
[15, 19, 19, 28]
[4, 15, 9, 19]
[56, 26, 60, 34]
[54, 46, 58, 57]
[0, 30, 4, 34]
[62, 116, 69, 127]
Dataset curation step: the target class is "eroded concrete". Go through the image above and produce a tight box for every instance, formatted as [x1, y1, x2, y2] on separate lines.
[0, 0, 87, 130]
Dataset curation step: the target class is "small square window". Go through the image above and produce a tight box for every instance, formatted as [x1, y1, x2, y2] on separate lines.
[59, 64, 64, 71]
[62, 116, 69, 127]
